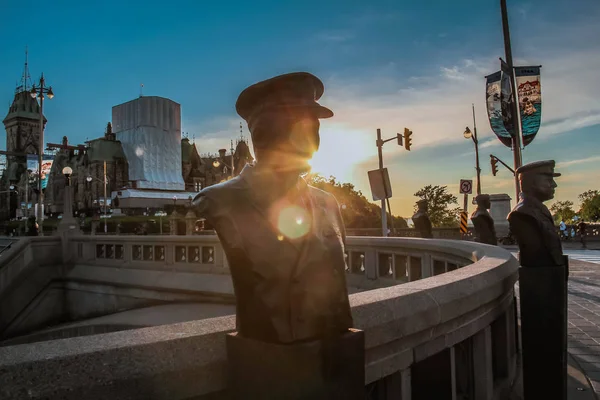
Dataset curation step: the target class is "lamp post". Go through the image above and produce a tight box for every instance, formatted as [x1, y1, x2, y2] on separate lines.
[58, 166, 78, 233]
[86, 161, 109, 233]
[30, 74, 54, 233]
[463, 104, 482, 196]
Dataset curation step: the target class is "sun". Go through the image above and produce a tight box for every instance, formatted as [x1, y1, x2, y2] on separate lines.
[308, 127, 375, 182]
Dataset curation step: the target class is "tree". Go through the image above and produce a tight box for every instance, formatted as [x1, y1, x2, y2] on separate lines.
[413, 185, 461, 227]
[549, 200, 576, 223]
[578, 190, 600, 222]
[304, 173, 408, 229]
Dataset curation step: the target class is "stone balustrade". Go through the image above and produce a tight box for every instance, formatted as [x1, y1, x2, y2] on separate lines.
[0, 235, 519, 399]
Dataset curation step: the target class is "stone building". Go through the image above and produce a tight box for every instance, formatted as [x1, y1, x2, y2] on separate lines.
[1, 63, 45, 220]
[43, 126, 254, 216]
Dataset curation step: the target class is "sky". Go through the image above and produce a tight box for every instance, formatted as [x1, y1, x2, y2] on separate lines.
[1, 0, 599, 217]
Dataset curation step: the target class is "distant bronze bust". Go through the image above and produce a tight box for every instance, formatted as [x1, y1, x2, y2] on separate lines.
[508, 160, 564, 267]
[412, 199, 433, 238]
[193, 73, 353, 344]
[471, 194, 498, 245]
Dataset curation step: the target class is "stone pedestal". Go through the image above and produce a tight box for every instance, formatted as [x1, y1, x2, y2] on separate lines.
[185, 209, 196, 235]
[57, 186, 80, 234]
[519, 257, 568, 400]
[489, 194, 512, 238]
[226, 329, 365, 400]
[169, 211, 180, 236]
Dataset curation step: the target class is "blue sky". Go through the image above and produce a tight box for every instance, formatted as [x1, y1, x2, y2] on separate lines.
[1, 0, 599, 216]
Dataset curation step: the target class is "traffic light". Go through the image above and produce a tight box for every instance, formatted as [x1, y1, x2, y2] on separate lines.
[490, 155, 498, 176]
[396, 132, 403, 146]
[403, 128, 412, 151]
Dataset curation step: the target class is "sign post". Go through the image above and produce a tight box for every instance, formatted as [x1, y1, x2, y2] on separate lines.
[459, 179, 473, 238]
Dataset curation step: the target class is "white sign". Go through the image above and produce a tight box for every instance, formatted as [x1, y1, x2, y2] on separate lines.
[367, 168, 393, 201]
[459, 179, 473, 194]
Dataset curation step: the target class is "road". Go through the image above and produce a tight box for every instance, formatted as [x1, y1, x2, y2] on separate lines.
[564, 250, 600, 265]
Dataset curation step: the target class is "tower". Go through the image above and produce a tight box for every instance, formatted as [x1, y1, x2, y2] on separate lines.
[1, 48, 45, 220]
[3, 48, 46, 179]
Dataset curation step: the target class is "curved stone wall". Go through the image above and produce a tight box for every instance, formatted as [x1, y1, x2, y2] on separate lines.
[0, 237, 519, 400]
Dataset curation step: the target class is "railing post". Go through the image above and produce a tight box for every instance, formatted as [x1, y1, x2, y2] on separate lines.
[401, 369, 411, 400]
[365, 248, 377, 280]
[472, 326, 493, 400]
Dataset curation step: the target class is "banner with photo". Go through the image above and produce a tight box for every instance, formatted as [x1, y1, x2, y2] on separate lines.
[27, 154, 54, 190]
[515, 66, 542, 147]
[485, 71, 512, 148]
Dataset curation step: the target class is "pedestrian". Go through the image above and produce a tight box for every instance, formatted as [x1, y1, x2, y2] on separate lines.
[578, 219, 587, 249]
[559, 220, 567, 240]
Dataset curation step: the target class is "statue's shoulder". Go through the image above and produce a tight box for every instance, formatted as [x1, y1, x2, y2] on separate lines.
[193, 176, 248, 218]
[307, 185, 339, 209]
[508, 198, 544, 224]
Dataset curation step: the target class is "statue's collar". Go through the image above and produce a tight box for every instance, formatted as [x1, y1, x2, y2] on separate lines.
[239, 164, 309, 204]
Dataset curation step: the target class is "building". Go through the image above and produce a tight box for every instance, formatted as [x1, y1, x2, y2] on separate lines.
[1, 55, 44, 220]
[2, 58, 254, 219]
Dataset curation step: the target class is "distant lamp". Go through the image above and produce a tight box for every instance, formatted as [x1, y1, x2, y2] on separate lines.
[463, 127, 472, 139]
[30, 86, 37, 98]
[9, 185, 15, 191]
[47, 87, 54, 99]
[212, 160, 220, 168]
[63, 166, 73, 186]
[86, 176, 93, 183]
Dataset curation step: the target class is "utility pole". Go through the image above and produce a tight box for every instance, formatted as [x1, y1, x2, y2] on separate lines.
[30, 74, 54, 234]
[376, 129, 387, 237]
[472, 105, 481, 196]
[104, 160, 107, 234]
[501, 0, 523, 200]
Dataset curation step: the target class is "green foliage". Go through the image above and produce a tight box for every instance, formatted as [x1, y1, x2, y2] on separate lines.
[413, 185, 460, 228]
[578, 190, 600, 222]
[549, 200, 576, 223]
[304, 173, 408, 229]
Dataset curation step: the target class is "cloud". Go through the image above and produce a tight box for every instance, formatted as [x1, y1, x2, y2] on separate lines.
[314, 30, 355, 43]
[557, 156, 600, 168]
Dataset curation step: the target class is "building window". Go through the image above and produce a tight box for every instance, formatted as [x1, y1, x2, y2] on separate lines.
[194, 180, 202, 191]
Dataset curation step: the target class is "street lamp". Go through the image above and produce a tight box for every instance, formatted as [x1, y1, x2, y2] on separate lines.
[87, 162, 109, 233]
[463, 104, 482, 196]
[30, 74, 54, 232]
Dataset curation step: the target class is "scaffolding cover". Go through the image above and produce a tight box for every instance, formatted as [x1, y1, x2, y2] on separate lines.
[112, 96, 185, 191]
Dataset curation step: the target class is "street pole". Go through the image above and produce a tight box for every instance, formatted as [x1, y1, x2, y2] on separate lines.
[376, 129, 388, 237]
[501, 0, 523, 200]
[103, 160, 107, 234]
[31, 73, 53, 235]
[37, 77, 45, 233]
[472, 104, 482, 196]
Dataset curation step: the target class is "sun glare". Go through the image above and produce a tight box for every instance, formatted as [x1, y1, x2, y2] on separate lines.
[308, 126, 375, 182]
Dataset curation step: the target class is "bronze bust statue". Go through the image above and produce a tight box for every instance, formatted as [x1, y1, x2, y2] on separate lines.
[412, 199, 433, 238]
[508, 160, 563, 267]
[193, 72, 353, 344]
[471, 194, 497, 245]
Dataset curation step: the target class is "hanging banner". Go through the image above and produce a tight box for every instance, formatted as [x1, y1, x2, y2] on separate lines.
[515, 66, 542, 147]
[500, 67, 518, 139]
[27, 154, 54, 190]
[485, 71, 512, 148]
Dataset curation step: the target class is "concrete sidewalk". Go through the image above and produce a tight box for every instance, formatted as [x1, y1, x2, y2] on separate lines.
[512, 258, 600, 399]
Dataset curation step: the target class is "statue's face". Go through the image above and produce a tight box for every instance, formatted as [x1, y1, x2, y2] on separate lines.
[254, 113, 320, 173]
[532, 174, 557, 202]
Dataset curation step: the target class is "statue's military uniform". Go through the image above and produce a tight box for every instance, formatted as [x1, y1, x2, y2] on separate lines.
[508, 161, 564, 267]
[193, 72, 353, 344]
[412, 200, 433, 238]
[471, 201, 497, 245]
[194, 166, 353, 343]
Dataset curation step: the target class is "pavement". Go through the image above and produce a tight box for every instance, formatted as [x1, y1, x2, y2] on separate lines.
[512, 254, 600, 399]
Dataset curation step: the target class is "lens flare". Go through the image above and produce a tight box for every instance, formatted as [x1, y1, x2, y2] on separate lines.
[277, 205, 310, 239]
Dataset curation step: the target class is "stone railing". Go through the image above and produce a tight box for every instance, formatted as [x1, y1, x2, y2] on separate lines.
[347, 227, 475, 240]
[0, 236, 519, 400]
